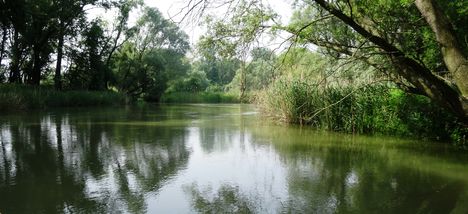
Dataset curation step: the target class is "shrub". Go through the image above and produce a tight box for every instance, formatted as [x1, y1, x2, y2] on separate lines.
[166, 71, 210, 93]
[0, 84, 125, 111]
[160, 92, 239, 103]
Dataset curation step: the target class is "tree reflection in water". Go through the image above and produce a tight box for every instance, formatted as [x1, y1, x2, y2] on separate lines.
[250, 125, 468, 213]
[0, 105, 467, 213]
[0, 107, 190, 214]
[184, 183, 258, 214]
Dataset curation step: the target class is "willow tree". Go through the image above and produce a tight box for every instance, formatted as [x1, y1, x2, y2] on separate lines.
[183, 0, 468, 121]
[54, 0, 103, 90]
[196, 1, 276, 99]
[111, 7, 190, 100]
[300, 0, 468, 121]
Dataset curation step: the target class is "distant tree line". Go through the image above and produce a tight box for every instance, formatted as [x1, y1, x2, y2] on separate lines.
[0, 0, 193, 101]
[180, 0, 468, 121]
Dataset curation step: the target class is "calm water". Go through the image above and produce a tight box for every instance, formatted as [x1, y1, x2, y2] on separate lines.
[0, 104, 467, 214]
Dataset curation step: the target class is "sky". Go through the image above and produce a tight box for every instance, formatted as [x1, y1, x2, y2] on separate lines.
[143, 0, 293, 44]
[88, 0, 294, 51]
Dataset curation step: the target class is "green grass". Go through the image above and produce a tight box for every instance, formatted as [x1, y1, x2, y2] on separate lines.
[0, 84, 125, 111]
[258, 78, 467, 145]
[161, 92, 239, 103]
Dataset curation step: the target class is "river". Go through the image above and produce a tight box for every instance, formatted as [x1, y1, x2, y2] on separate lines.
[0, 104, 467, 213]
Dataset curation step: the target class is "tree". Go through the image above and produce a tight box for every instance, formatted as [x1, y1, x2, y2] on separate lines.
[64, 21, 107, 90]
[415, 0, 468, 98]
[193, 43, 241, 86]
[25, 0, 59, 85]
[54, 0, 100, 90]
[0, 0, 8, 79]
[1, 0, 105, 86]
[86, 22, 108, 90]
[111, 7, 190, 100]
[196, 1, 277, 98]
[185, 0, 468, 121]
[228, 47, 277, 92]
[102, 0, 142, 68]
[305, 0, 467, 121]
[3, 0, 28, 83]
[166, 70, 210, 93]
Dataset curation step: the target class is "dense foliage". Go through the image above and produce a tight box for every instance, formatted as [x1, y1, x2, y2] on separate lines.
[284, 0, 468, 120]
[0, 0, 466, 142]
[0, 84, 124, 111]
[0, 0, 191, 101]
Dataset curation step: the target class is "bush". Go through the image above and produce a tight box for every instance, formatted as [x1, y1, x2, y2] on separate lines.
[160, 92, 239, 103]
[0, 84, 125, 111]
[166, 70, 210, 93]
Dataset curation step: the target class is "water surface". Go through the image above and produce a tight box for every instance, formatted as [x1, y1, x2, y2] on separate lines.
[0, 104, 467, 213]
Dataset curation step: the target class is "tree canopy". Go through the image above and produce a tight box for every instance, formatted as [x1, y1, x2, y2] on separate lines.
[183, 0, 468, 121]
[0, 0, 191, 101]
[0, 0, 466, 122]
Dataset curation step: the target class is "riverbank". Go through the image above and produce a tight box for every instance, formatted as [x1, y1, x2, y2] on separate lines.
[0, 84, 125, 111]
[161, 92, 239, 103]
[257, 80, 467, 145]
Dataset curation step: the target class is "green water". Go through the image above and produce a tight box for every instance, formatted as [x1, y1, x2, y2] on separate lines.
[0, 104, 467, 213]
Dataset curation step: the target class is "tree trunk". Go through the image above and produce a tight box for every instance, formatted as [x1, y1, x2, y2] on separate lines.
[415, 0, 468, 97]
[0, 26, 7, 69]
[9, 30, 21, 83]
[55, 28, 64, 90]
[240, 61, 246, 101]
[105, 18, 125, 67]
[313, 0, 468, 121]
[30, 44, 41, 85]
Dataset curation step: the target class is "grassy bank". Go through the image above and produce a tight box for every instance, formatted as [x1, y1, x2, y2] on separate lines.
[0, 84, 125, 111]
[161, 92, 239, 103]
[258, 79, 467, 145]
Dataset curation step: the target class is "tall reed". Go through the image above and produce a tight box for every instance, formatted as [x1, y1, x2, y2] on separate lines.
[258, 78, 466, 144]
